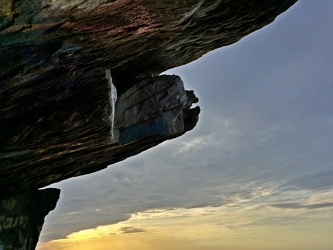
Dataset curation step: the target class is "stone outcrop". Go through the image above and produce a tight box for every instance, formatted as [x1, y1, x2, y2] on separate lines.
[0, 0, 297, 195]
[0, 72, 198, 194]
[0, 188, 60, 249]
[115, 74, 199, 144]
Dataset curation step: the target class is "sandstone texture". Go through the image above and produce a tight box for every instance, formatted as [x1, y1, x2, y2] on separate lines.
[0, 0, 297, 195]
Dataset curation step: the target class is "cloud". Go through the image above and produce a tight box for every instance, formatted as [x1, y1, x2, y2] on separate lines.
[39, 187, 333, 250]
[40, 1, 333, 244]
[271, 202, 333, 210]
[120, 227, 146, 234]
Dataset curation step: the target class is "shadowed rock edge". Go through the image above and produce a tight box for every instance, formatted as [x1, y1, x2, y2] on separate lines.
[0, 0, 298, 195]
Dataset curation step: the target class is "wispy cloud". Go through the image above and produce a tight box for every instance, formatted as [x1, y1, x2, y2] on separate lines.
[38, 188, 333, 250]
[120, 227, 146, 234]
[39, 2, 333, 248]
[271, 202, 333, 210]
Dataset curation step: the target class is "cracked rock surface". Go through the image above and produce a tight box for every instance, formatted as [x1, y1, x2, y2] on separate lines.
[0, 0, 297, 195]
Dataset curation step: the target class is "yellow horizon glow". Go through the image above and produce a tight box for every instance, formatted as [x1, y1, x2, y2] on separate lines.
[37, 189, 333, 250]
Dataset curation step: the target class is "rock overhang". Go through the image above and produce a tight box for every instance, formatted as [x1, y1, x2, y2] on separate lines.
[0, 0, 298, 195]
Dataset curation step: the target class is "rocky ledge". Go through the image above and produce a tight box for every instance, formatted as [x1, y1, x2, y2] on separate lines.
[0, 188, 60, 249]
[0, 0, 297, 195]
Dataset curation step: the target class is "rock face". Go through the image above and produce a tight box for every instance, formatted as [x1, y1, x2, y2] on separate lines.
[0, 72, 198, 194]
[0, 0, 297, 195]
[115, 74, 200, 144]
[0, 188, 60, 249]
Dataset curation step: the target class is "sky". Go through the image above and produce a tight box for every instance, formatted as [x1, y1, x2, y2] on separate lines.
[37, 1, 333, 249]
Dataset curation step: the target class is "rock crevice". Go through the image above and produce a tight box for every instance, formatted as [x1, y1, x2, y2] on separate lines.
[0, 0, 298, 195]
